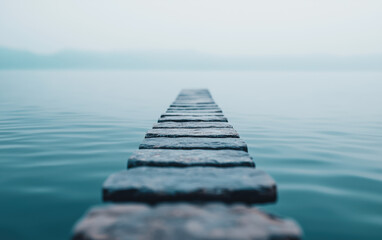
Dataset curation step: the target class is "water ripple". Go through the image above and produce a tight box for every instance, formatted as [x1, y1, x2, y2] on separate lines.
[1, 71, 382, 240]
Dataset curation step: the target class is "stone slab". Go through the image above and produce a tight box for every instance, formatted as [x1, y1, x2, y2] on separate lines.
[177, 93, 211, 97]
[127, 149, 254, 168]
[145, 128, 239, 138]
[176, 93, 211, 97]
[170, 103, 218, 107]
[175, 94, 212, 97]
[72, 204, 302, 240]
[153, 122, 233, 129]
[161, 113, 224, 117]
[173, 101, 216, 105]
[139, 137, 247, 151]
[103, 167, 276, 204]
[168, 106, 220, 110]
[158, 116, 228, 122]
[175, 98, 212, 100]
[177, 91, 210, 96]
[166, 109, 223, 113]
[176, 94, 212, 98]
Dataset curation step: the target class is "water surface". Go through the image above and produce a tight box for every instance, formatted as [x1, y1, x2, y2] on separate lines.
[0, 71, 381, 240]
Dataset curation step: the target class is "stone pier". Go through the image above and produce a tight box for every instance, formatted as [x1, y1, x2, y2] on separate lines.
[72, 89, 302, 240]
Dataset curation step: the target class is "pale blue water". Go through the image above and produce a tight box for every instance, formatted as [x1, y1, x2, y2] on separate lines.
[0, 71, 381, 240]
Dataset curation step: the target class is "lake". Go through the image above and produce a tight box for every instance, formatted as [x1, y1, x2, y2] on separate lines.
[0, 70, 381, 240]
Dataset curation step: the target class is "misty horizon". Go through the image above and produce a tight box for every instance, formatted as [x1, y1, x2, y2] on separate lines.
[1, 46, 381, 70]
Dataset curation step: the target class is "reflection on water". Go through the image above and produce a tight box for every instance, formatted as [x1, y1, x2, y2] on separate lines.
[0, 71, 381, 240]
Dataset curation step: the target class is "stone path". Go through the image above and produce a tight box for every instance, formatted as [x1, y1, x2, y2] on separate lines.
[72, 89, 302, 240]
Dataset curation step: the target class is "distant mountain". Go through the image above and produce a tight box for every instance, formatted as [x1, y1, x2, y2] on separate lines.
[0, 47, 381, 70]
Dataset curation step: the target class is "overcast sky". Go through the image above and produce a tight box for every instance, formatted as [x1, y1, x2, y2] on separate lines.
[1, 0, 381, 55]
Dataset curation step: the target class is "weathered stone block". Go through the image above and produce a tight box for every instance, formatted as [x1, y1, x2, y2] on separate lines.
[145, 128, 239, 138]
[176, 93, 212, 97]
[166, 109, 223, 113]
[72, 204, 302, 240]
[102, 167, 276, 204]
[161, 113, 224, 117]
[127, 149, 254, 168]
[139, 137, 247, 151]
[173, 101, 216, 105]
[168, 106, 221, 110]
[153, 122, 233, 129]
[170, 104, 218, 108]
[158, 116, 228, 122]
[176, 96, 212, 98]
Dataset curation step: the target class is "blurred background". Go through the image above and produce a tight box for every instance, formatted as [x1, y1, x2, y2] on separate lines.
[0, 1, 381, 240]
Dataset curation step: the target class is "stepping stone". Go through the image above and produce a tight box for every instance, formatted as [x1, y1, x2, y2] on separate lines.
[139, 137, 247, 151]
[176, 95, 212, 97]
[158, 116, 228, 122]
[173, 101, 215, 104]
[166, 109, 223, 113]
[72, 204, 302, 240]
[168, 107, 220, 111]
[161, 113, 224, 117]
[145, 128, 239, 138]
[170, 104, 218, 107]
[169, 106, 220, 110]
[127, 149, 254, 168]
[177, 92, 211, 96]
[102, 167, 276, 204]
[177, 93, 211, 97]
[173, 101, 216, 105]
[153, 122, 233, 129]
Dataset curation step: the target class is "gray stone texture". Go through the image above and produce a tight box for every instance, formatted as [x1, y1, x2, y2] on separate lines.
[139, 137, 247, 151]
[102, 167, 276, 204]
[166, 109, 223, 113]
[170, 104, 218, 107]
[127, 149, 254, 168]
[172, 101, 216, 105]
[168, 106, 221, 110]
[161, 113, 224, 117]
[158, 116, 228, 122]
[72, 204, 301, 240]
[145, 128, 239, 138]
[153, 122, 233, 129]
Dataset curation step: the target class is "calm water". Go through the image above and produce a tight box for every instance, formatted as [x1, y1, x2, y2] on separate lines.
[0, 71, 381, 240]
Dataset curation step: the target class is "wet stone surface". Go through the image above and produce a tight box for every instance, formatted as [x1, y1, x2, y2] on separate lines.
[170, 103, 218, 108]
[161, 113, 224, 117]
[145, 128, 239, 138]
[158, 116, 228, 122]
[139, 137, 247, 151]
[153, 122, 233, 129]
[102, 167, 276, 204]
[127, 149, 254, 168]
[72, 203, 302, 240]
[166, 109, 223, 113]
[168, 106, 221, 110]
[172, 101, 216, 105]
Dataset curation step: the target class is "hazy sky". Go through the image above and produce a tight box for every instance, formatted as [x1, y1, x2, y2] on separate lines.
[1, 0, 381, 55]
